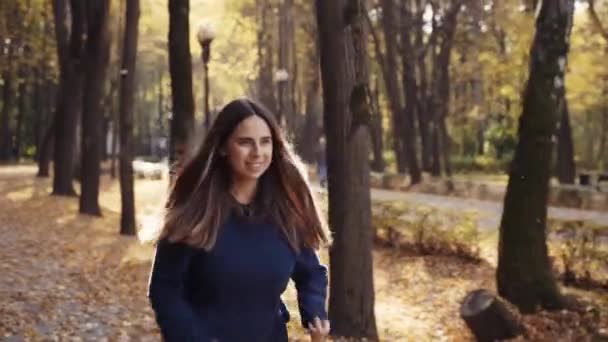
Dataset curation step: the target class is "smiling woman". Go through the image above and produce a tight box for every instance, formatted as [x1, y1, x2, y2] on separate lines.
[222, 115, 274, 192]
[147, 98, 331, 341]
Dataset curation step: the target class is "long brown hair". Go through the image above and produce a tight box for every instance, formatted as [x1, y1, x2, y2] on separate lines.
[158, 98, 330, 253]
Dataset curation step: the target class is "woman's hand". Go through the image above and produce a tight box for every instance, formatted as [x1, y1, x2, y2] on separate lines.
[308, 317, 330, 342]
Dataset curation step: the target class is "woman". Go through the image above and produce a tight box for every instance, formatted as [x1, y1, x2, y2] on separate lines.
[148, 98, 331, 342]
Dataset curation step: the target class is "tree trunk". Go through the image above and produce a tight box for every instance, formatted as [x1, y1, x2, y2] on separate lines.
[400, 2, 422, 184]
[14, 73, 27, 160]
[52, 0, 85, 196]
[168, 0, 195, 166]
[135, 84, 146, 155]
[496, 0, 574, 313]
[109, 87, 121, 176]
[101, 116, 109, 160]
[278, 0, 295, 132]
[101, 78, 118, 161]
[37, 118, 55, 177]
[430, 121, 442, 176]
[0, 68, 14, 161]
[370, 76, 385, 173]
[477, 121, 485, 155]
[418, 72, 432, 172]
[118, 0, 139, 235]
[556, 98, 575, 184]
[597, 65, 608, 169]
[380, 0, 406, 173]
[430, 1, 461, 177]
[554, 4, 576, 184]
[256, 0, 277, 114]
[440, 119, 452, 176]
[365, 11, 386, 174]
[301, 68, 322, 163]
[33, 76, 43, 162]
[109, 0, 125, 176]
[316, 0, 378, 339]
[73, 117, 82, 181]
[414, 0, 432, 171]
[469, 0, 485, 156]
[79, 0, 111, 216]
[598, 101, 608, 169]
[110, 119, 119, 177]
[430, 39, 442, 177]
[38, 80, 57, 176]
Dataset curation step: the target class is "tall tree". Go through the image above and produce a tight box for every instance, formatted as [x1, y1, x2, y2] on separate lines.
[0, 2, 17, 161]
[429, 0, 462, 177]
[0, 51, 13, 161]
[168, 0, 195, 166]
[414, 0, 434, 172]
[399, 1, 422, 183]
[14, 69, 27, 160]
[316, 0, 378, 338]
[256, 0, 277, 114]
[80, 0, 112, 215]
[466, 0, 486, 156]
[35, 8, 57, 176]
[378, 0, 406, 174]
[299, 6, 323, 164]
[118, 0, 140, 235]
[52, 0, 85, 196]
[109, 0, 126, 179]
[277, 0, 296, 130]
[369, 75, 386, 173]
[37, 117, 55, 177]
[496, 0, 574, 313]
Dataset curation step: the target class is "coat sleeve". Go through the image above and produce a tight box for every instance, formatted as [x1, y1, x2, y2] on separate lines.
[147, 238, 210, 341]
[291, 247, 329, 328]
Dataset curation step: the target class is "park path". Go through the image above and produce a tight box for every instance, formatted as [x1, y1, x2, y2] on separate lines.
[312, 184, 608, 231]
[0, 167, 160, 341]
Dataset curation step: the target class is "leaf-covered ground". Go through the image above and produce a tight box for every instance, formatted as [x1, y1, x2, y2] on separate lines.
[1, 164, 607, 341]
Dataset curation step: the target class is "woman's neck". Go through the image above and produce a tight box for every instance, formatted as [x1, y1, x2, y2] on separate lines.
[229, 179, 258, 205]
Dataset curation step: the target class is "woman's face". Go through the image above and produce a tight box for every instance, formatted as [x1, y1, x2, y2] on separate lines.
[223, 115, 273, 182]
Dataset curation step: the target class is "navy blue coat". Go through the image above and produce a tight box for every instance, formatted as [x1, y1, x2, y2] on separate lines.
[147, 215, 328, 341]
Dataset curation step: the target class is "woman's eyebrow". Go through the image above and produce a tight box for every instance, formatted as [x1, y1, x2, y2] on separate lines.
[235, 135, 272, 140]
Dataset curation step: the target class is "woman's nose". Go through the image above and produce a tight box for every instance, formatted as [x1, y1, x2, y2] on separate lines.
[251, 143, 261, 155]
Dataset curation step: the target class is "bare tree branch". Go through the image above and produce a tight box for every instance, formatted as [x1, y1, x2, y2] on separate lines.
[587, 0, 608, 41]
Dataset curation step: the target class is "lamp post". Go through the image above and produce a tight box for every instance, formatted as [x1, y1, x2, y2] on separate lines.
[197, 21, 216, 131]
[274, 69, 289, 126]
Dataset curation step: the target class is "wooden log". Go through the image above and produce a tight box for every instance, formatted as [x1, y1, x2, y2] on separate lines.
[460, 289, 525, 342]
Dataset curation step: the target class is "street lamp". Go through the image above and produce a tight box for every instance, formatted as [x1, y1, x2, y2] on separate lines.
[274, 69, 289, 126]
[196, 21, 216, 131]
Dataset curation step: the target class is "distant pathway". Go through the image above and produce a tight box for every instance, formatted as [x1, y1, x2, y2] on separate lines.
[314, 185, 608, 231]
[376, 188, 608, 231]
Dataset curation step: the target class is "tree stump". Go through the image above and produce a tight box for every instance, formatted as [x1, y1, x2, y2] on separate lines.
[460, 289, 525, 342]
